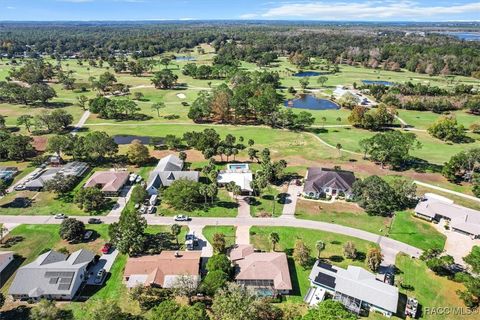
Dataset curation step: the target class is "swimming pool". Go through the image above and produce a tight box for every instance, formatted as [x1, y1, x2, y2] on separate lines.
[284, 95, 339, 111]
[361, 80, 394, 86]
[227, 164, 249, 171]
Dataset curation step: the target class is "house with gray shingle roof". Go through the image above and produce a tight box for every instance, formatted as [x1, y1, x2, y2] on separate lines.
[9, 249, 95, 301]
[305, 261, 399, 317]
[303, 167, 356, 199]
[146, 155, 199, 196]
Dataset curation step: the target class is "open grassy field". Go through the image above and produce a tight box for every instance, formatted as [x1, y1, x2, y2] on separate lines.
[249, 226, 379, 303]
[250, 185, 286, 218]
[202, 225, 237, 249]
[397, 109, 480, 130]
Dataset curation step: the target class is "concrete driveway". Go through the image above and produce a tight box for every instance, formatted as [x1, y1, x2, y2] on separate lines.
[188, 225, 213, 258]
[281, 182, 302, 218]
[235, 225, 250, 245]
[442, 229, 480, 266]
[108, 185, 133, 217]
[86, 249, 119, 285]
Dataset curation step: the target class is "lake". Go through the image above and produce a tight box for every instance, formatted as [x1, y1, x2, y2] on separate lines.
[362, 80, 394, 86]
[443, 32, 480, 42]
[285, 95, 339, 110]
[113, 135, 164, 145]
[175, 56, 196, 61]
[293, 71, 326, 77]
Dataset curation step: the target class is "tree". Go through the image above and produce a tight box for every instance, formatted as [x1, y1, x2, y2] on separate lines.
[74, 187, 106, 212]
[269, 232, 280, 252]
[150, 300, 209, 320]
[201, 270, 228, 296]
[317, 76, 328, 87]
[77, 95, 89, 111]
[212, 283, 258, 320]
[171, 274, 199, 303]
[151, 69, 178, 89]
[207, 253, 231, 274]
[0, 179, 7, 197]
[109, 209, 146, 256]
[59, 218, 85, 242]
[338, 92, 360, 109]
[299, 77, 310, 91]
[426, 255, 455, 276]
[303, 300, 357, 320]
[2, 134, 35, 161]
[17, 114, 34, 132]
[86, 300, 133, 320]
[428, 116, 466, 142]
[163, 179, 201, 211]
[130, 185, 148, 204]
[30, 299, 71, 320]
[293, 239, 311, 268]
[130, 286, 172, 311]
[171, 224, 181, 246]
[315, 240, 325, 259]
[43, 173, 77, 194]
[366, 247, 383, 271]
[212, 233, 227, 254]
[343, 241, 357, 259]
[352, 176, 397, 216]
[126, 139, 150, 166]
[151, 102, 166, 117]
[464, 246, 480, 274]
[254, 299, 283, 320]
[0, 292, 4, 309]
[336, 143, 342, 157]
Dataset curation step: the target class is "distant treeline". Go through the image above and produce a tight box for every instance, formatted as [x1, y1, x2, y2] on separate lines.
[0, 22, 479, 76]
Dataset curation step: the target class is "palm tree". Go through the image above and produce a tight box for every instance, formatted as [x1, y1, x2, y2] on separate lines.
[336, 143, 343, 157]
[232, 185, 242, 200]
[207, 184, 218, 205]
[151, 102, 165, 117]
[321, 116, 327, 128]
[316, 240, 325, 259]
[171, 224, 181, 246]
[269, 232, 280, 252]
[199, 184, 208, 205]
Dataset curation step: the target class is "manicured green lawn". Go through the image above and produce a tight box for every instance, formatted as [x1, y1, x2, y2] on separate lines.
[389, 211, 446, 251]
[203, 225, 237, 249]
[395, 254, 468, 320]
[250, 185, 285, 217]
[158, 189, 238, 217]
[295, 199, 392, 235]
[397, 109, 480, 130]
[250, 226, 379, 302]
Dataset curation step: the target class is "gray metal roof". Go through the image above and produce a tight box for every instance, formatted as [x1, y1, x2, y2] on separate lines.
[309, 261, 398, 313]
[304, 168, 356, 194]
[25, 162, 89, 189]
[8, 249, 94, 297]
[146, 155, 198, 191]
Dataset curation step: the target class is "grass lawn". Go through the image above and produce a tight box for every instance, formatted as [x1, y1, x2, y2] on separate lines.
[397, 109, 480, 130]
[250, 185, 286, 217]
[202, 225, 237, 249]
[295, 199, 392, 235]
[158, 189, 238, 217]
[388, 211, 446, 251]
[395, 254, 469, 320]
[249, 226, 379, 302]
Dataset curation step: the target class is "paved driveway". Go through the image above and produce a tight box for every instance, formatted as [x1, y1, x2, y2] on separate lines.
[281, 182, 303, 218]
[235, 225, 250, 245]
[236, 196, 251, 218]
[86, 249, 119, 285]
[108, 185, 133, 217]
[188, 225, 213, 258]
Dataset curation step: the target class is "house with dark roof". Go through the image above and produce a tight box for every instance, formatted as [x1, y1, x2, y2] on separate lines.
[303, 168, 356, 199]
[305, 261, 399, 317]
[9, 249, 95, 301]
[229, 245, 292, 297]
[146, 155, 199, 196]
[123, 251, 201, 288]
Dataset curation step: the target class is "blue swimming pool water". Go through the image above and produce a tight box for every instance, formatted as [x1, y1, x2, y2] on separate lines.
[228, 164, 248, 170]
[285, 95, 339, 111]
[175, 56, 196, 61]
[362, 80, 394, 86]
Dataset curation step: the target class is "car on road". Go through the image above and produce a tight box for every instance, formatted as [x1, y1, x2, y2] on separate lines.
[94, 268, 106, 284]
[88, 218, 102, 224]
[54, 213, 67, 219]
[14, 184, 26, 191]
[174, 214, 190, 221]
[83, 230, 93, 240]
[101, 243, 112, 254]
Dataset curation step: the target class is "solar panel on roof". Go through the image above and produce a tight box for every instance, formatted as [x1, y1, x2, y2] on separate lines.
[58, 284, 72, 291]
[59, 277, 72, 284]
[318, 262, 337, 273]
[49, 278, 59, 284]
[314, 272, 336, 289]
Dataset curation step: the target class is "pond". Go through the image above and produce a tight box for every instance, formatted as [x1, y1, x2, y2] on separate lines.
[293, 71, 324, 77]
[442, 32, 480, 42]
[175, 56, 196, 61]
[284, 95, 339, 111]
[362, 80, 394, 86]
[113, 135, 164, 145]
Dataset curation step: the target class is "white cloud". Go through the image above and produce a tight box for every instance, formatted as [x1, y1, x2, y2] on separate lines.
[245, 1, 480, 20]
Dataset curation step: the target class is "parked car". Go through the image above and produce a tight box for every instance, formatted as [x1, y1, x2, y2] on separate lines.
[88, 218, 102, 224]
[83, 230, 93, 240]
[135, 175, 142, 183]
[101, 243, 112, 254]
[185, 232, 198, 250]
[129, 173, 138, 183]
[174, 214, 190, 221]
[54, 213, 67, 219]
[94, 269, 106, 284]
[138, 205, 147, 214]
[146, 205, 156, 214]
[14, 184, 26, 191]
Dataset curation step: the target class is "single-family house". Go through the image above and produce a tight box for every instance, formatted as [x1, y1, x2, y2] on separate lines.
[305, 261, 399, 317]
[9, 249, 95, 301]
[0, 251, 14, 273]
[415, 194, 480, 239]
[84, 171, 129, 196]
[123, 251, 201, 289]
[303, 167, 356, 199]
[146, 155, 199, 196]
[229, 245, 292, 296]
[217, 163, 253, 195]
[24, 162, 89, 191]
[0, 167, 18, 182]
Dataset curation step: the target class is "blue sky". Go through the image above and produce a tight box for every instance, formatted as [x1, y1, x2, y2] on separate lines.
[0, 0, 479, 21]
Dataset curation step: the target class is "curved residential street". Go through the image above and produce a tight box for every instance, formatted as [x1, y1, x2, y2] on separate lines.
[0, 214, 423, 260]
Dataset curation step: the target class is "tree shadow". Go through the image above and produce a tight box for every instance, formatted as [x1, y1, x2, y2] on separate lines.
[0, 254, 26, 289]
[286, 257, 301, 297]
[328, 255, 344, 263]
[0, 305, 31, 320]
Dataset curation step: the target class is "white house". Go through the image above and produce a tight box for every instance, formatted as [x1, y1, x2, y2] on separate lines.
[0, 251, 14, 273]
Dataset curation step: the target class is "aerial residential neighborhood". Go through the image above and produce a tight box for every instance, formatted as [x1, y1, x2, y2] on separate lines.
[0, 2, 480, 320]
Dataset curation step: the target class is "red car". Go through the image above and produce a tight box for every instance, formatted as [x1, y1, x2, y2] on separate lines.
[101, 243, 112, 254]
